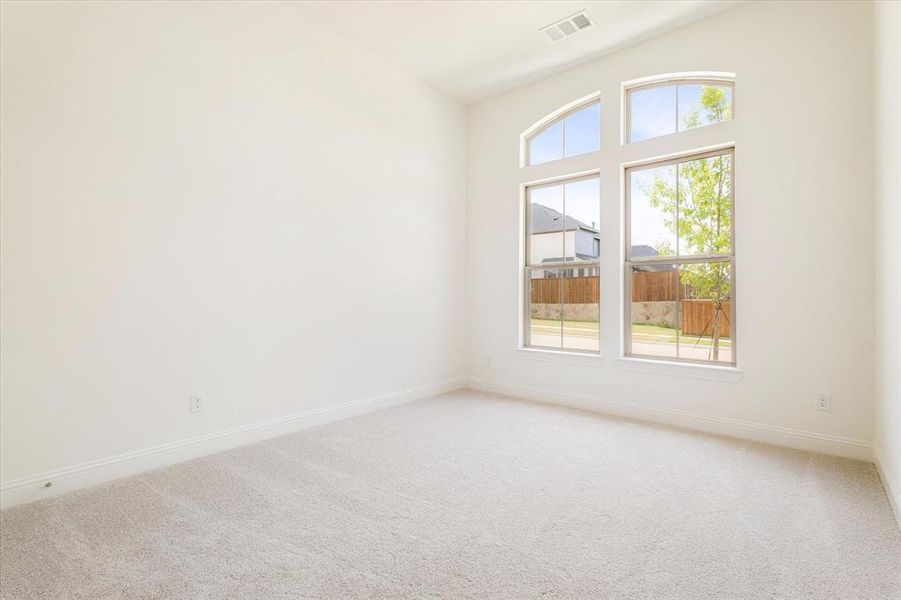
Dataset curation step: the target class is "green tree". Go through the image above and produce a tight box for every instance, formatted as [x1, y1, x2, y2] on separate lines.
[645, 87, 732, 360]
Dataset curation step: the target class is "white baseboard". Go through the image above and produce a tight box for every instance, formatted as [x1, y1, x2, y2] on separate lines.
[0, 377, 466, 510]
[466, 377, 874, 462]
[875, 451, 901, 530]
[2, 376, 880, 511]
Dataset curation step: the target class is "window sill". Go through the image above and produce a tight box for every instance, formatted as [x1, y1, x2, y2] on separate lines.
[617, 357, 743, 382]
[517, 347, 604, 365]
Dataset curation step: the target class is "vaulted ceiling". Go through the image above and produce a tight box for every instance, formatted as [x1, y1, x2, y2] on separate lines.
[294, 1, 744, 104]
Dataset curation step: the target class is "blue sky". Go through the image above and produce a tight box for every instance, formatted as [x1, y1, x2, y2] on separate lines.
[529, 103, 600, 165]
[631, 84, 732, 141]
[630, 153, 733, 258]
[630, 165, 675, 254]
[531, 177, 600, 232]
[529, 85, 732, 257]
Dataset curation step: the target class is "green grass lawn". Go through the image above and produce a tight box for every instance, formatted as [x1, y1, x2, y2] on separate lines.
[631, 323, 732, 347]
[531, 318, 597, 337]
[530, 319, 731, 347]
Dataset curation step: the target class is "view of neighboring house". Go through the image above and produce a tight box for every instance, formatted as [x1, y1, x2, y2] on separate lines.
[630, 244, 658, 259]
[530, 204, 672, 271]
[630, 243, 676, 272]
[529, 203, 599, 265]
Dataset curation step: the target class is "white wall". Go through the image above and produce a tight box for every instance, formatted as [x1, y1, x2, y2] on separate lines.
[0, 2, 466, 493]
[0, 0, 889, 510]
[874, 0, 901, 522]
[466, 1, 876, 457]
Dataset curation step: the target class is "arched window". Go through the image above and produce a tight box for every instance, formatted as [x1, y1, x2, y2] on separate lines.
[624, 73, 734, 143]
[520, 93, 602, 354]
[521, 93, 601, 166]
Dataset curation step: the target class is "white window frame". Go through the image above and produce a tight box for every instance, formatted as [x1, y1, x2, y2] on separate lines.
[520, 91, 601, 167]
[522, 171, 602, 354]
[623, 145, 736, 366]
[514, 75, 737, 371]
[622, 72, 735, 144]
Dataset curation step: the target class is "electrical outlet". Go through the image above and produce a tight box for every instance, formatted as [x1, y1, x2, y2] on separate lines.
[815, 392, 831, 412]
[189, 395, 203, 414]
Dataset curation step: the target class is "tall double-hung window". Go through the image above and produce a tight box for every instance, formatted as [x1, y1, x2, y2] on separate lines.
[519, 74, 735, 366]
[522, 95, 602, 354]
[624, 75, 735, 365]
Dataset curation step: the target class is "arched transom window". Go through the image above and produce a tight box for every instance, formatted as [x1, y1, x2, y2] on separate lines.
[626, 75, 733, 143]
[523, 94, 601, 166]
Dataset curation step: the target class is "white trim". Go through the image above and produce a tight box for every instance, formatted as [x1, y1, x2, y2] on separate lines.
[517, 347, 604, 364]
[521, 168, 600, 190]
[621, 140, 736, 169]
[617, 357, 742, 382]
[465, 377, 873, 462]
[622, 71, 736, 91]
[0, 377, 466, 510]
[875, 450, 901, 530]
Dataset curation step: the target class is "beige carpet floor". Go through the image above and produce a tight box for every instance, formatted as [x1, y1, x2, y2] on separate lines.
[1, 389, 900, 599]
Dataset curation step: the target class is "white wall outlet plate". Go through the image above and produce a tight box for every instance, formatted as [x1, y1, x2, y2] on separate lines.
[189, 395, 203, 414]
[815, 392, 832, 412]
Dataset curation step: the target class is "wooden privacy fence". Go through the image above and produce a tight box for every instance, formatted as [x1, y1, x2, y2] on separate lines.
[631, 270, 678, 302]
[530, 276, 599, 304]
[530, 271, 731, 338]
[530, 271, 677, 304]
[681, 299, 732, 338]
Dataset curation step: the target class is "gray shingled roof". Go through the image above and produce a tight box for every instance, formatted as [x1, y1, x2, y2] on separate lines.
[530, 203, 597, 234]
[631, 244, 676, 271]
[531, 204, 671, 268]
[630, 244, 659, 258]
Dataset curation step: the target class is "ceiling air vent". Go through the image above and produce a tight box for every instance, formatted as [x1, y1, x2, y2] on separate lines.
[541, 10, 593, 43]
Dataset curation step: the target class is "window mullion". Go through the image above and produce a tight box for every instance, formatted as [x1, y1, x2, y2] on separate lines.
[560, 181, 566, 350]
[675, 263, 681, 360]
[675, 160, 681, 359]
[558, 273, 564, 351]
[674, 84, 680, 133]
[675, 161, 680, 259]
[561, 117, 566, 161]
